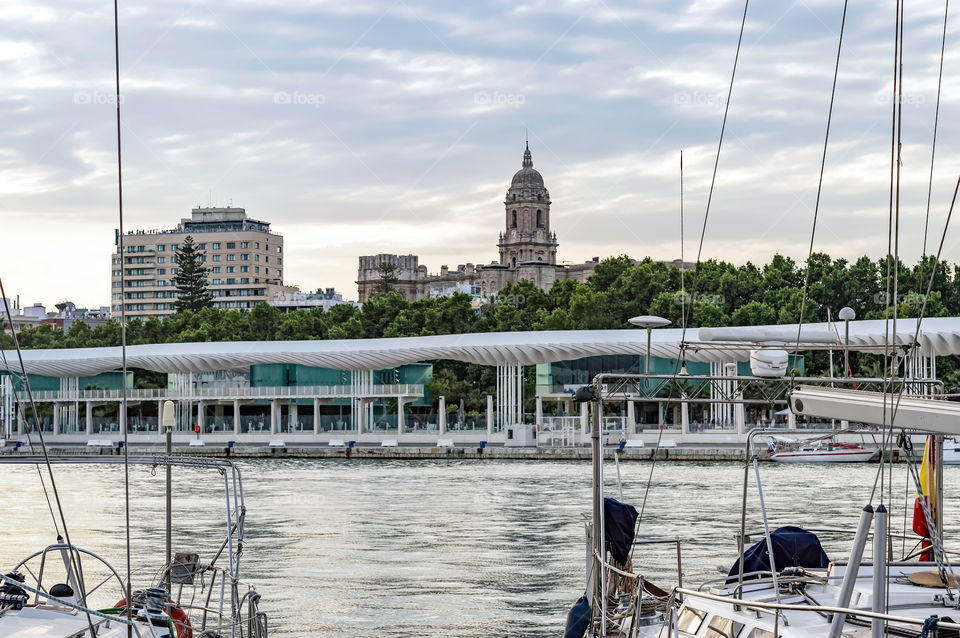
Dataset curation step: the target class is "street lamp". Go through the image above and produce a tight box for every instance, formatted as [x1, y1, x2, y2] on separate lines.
[628, 315, 671, 375]
[838, 306, 855, 376]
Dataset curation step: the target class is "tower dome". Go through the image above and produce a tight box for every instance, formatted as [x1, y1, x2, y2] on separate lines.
[510, 143, 544, 188]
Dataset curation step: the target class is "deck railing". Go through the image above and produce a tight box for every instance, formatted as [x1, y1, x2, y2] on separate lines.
[25, 383, 424, 402]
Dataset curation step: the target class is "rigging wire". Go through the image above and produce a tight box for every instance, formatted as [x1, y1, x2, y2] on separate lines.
[793, 0, 848, 352]
[111, 0, 133, 634]
[922, 0, 950, 260]
[0, 282, 99, 637]
[0, 339, 60, 537]
[680, 0, 749, 345]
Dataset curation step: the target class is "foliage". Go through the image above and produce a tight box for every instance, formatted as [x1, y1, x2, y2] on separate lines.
[11, 252, 960, 408]
[373, 262, 400, 296]
[173, 236, 214, 313]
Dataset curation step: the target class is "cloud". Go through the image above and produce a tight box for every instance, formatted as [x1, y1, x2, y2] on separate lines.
[0, 0, 957, 311]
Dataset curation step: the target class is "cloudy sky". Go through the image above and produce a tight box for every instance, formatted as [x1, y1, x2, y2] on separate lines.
[1, 0, 959, 309]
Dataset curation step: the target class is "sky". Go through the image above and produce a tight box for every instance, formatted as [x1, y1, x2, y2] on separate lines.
[2, 0, 959, 309]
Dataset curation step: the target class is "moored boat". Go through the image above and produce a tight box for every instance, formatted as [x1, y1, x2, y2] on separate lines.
[767, 437, 879, 463]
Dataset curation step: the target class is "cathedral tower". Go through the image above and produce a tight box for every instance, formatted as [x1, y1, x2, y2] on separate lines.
[498, 143, 558, 268]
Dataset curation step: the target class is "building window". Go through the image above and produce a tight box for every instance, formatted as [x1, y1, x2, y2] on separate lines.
[255, 267, 260, 273]
[172, 268, 179, 274]
[158, 257, 165, 263]
[227, 254, 236, 261]
[276, 246, 282, 253]
[255, 242, 260, 249]
[537, 193, 542, 201]
[536, 209, 543, 228]
[213, 242, 221, 250]
[265, 268, 269, 275]
[265, 256, 269, 263]
[241, 265, 249, 273]
[241, 277, 249, 284]
[511, 210, 517, 228]
[171, 245, 179, 251]
[213, 255, 221, 262]
[198, 243, 207, 250]
[157, 244, 165, 251]
[227, 266, 235, 273]
[241, 241, 249, 248]
[212, 266, 221, 273]
[277, 257, 282, 265]
[212, 278, 222, 285]
[226, 242, 235, 249]
[241, 253, 250, 260]
[157, 268, 165, 275]
[255, 254, 260, 262]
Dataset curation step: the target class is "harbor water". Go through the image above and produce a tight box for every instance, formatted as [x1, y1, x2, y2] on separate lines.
[0, 458, 956, 636]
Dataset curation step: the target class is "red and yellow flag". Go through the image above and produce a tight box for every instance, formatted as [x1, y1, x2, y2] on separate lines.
[913, 436, 936, 561]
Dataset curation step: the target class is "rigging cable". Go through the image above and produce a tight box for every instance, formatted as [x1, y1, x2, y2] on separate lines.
[0, 282, 99, 637]
[111, 0, 133, 634]
[922, 0, 950, 260]
[679, 0, 749, 345]
[793, 0, 848, 351]
[0, 336, 60, 537]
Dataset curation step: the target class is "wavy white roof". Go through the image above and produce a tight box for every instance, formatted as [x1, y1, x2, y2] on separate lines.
[0, 317, 955, 377]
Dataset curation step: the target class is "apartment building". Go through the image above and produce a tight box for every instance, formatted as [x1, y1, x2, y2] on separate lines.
[111, 207, 296, 321]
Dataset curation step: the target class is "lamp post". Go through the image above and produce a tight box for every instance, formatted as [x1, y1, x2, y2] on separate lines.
[628, 315, 671, 375]
[161, 400, 175, 593]
[838, 307, 855, 376]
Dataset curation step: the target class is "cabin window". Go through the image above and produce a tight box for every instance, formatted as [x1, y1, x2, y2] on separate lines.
[705, 616, 745, 638]
[677, 605, 707, 633]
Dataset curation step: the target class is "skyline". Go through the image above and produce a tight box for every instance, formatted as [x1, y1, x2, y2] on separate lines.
[2, 0, 959, 309]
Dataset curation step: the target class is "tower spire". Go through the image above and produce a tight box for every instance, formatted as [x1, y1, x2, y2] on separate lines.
[522, 140, 533, 168]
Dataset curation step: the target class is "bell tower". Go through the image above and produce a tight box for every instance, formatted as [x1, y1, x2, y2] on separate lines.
[498, 143, 558, 268]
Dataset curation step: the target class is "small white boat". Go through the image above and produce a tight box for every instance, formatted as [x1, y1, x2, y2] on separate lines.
[945, 437, 960, 465]
[768, 437, 879, 463]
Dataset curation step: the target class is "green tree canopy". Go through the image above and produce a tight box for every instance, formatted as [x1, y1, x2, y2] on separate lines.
[173, 236, 214, 313]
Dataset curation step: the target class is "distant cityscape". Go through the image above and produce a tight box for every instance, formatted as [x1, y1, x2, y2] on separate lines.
[6, 142, 688, 331]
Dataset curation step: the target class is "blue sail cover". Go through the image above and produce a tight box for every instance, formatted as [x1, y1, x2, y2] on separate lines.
[727, 526, 829, 582]
[563, 595, 590, 638]
[604, 497, 639, 566]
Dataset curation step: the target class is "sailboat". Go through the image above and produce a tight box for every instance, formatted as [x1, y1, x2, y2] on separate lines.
[562, 0, 960, 635]
[766, 435, 879, 463]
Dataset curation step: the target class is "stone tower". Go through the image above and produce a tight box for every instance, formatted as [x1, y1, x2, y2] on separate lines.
[498, 143, 558, 268]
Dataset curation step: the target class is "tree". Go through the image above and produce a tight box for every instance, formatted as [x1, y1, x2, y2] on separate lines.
[374, 262, 401, 296]
[173, 236, 214, 313]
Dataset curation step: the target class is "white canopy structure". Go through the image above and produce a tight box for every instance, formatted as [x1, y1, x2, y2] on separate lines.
[2, 317, 959, 377]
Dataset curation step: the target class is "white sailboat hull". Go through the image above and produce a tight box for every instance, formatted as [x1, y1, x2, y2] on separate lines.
[770, 448, 878, 463]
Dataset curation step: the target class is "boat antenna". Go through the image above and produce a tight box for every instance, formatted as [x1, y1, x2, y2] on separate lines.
[680, 0, 749, 343]
[793, 0, 848, 352]
[111, 0, 133, 632]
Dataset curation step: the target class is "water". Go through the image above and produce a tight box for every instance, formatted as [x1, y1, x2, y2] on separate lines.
[0, 459, 956, 636]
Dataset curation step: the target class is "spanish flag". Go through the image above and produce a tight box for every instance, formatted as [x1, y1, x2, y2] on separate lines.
[912, 436, 936, 561]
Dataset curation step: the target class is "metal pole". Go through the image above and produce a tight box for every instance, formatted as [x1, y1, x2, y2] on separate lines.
[872, 504, 888, 638]
[828, 504, 874, 638]
[162, 400, 174, 594]
[753, 457, 786, 622]
[645, 327, 652, 375]
[590, 393, 605, 637]
[844, 319, 850, 375]
[935, 435, 944, 540]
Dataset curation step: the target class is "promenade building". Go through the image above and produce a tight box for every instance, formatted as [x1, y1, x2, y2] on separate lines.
[111, 207, 297, 321]
[357, 144, 601, 302]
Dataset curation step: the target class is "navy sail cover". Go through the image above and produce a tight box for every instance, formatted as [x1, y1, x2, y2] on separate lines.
[728, 526, 829, 581]
[603, 497, 639, 566]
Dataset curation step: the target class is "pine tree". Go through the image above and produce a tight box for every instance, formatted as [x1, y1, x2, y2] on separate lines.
[173, 236, 214, 313]
[374, 262, 400, 296]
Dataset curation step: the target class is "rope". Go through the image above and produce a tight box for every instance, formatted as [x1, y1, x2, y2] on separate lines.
[922, 0, 950, 259]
